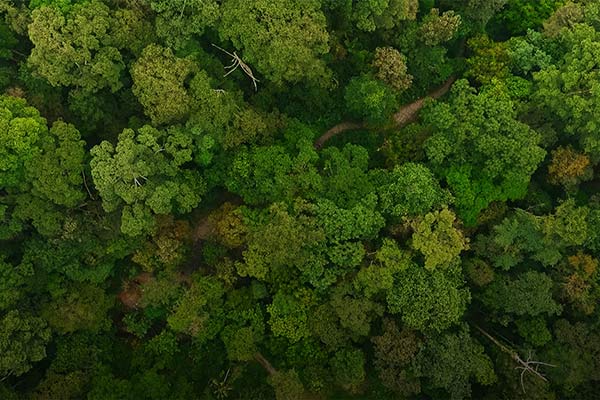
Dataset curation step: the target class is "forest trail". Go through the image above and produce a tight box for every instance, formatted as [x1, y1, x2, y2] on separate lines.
[314, 76, 457, 149]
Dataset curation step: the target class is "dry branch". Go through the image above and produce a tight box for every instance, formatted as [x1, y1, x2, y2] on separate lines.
[474, 325, 556, 393]
[212, 44, 260, 91]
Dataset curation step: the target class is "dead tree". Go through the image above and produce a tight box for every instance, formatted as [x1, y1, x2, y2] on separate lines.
[474, 325, 556, 393]
[212, 44, 260, 91]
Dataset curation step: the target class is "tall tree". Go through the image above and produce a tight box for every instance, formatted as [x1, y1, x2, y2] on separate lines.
[424, 79, 546, 225]
[218, 0, 331, 85]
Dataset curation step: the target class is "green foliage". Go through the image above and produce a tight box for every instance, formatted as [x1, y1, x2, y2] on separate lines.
[417, 326, 496, 400]
[372, 47, 413, 92]
[410, 207, 469, 270]
[351, 0, 419, 32]
[0, 95, 46, 189]
[90, 125, 205, 236]
[167, 275, 224, 341]
[131, 44, 197, 125]
[387, 264, 470, 332]
[41, 284, 113, 334]
[0, 310, 51, 378]
[218, 0, 330, 85]
[493, 0, 564, 35]
[28, 1, 129, 92]
[420, 8, 462, 46]
[372, 319, 421, 396]
[330, 348, 366, 392]
[507, 30, 552, 76]
[534, 22, 600, 158]
[3, 1, 600, 398]
[225, 142, 320, 205]
[466, 35, 510, 84]
[344, 74, 398, 125]
[267, 292, 310, 343]
[354, 239, 411, 297]
[378, 162, 451, 218]
[482, 271, 562, 317]
[424, 79, 546, 225]
[0, 97, 86, 237]
[26, 121, 85, 207]
[268, 369, 305, 400]
[149, 0, 219, 49]
[516, 316, 552, 346]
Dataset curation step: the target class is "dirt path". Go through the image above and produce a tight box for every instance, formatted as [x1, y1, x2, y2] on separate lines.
[314, 76, 457, 149]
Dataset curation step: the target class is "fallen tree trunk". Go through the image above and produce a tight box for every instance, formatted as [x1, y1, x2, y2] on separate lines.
[314, 76, 457, 149]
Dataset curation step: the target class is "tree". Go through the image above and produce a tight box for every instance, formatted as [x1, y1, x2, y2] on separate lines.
[417, 326, 496, 400]
[444, 0, 506, 30]
[330, 348, 365, 393]
[466, 35, 510, 85]
[90, 125, 205, 236]
[0, 257, 30, 312]
[493, 0, 563, 35]
[410, 207, 469, 270]
[507, 30, 552, 76]
[534, 22, 600, 158]
[371, 47, 413, 92]
[320, 144, 375, 208]
[481, 271, 562, 317]
[351, 0, 418, 32]
[543, 1, 584, 38]
[218, 0, 331, 85]
[387, 263, 470, 332]
[267, 291, 310, 343]
[0, 96, 86, 237]
[544, 319, 600, 393]
[41, 284, 113, 334]
[132, 216, 192, 272]
[24, 121, 85, 208]
[0, 20, 17, 89]
[0, 310, 51, 378]
[167, 275, 224, 341]
[559, 252, 599, 315]
[28, 1, 128, 92]
[131, 44, 198, 126]
[419, 8, 462, 46]
[424, 79, 546, 225]
[268, 369, 305, 400]
[548, 146, 593, 190]
[0, 95, 46, 189]
[239, 202, 326, 284]
[148, 0, 219, 49]
[329, 283, 384, 338]
[371, 318, 421, 396]
[344, 74, 398, 125]
[354, 238, 411, 297]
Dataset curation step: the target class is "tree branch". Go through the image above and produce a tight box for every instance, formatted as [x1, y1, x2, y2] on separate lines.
[473, 325, 556, 393]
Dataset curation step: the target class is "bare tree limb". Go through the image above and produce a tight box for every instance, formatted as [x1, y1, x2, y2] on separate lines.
[212, 44, 260, 91]
[474, 325, 556, 393]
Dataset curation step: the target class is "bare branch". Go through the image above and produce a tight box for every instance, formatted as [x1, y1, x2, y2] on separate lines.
[474, 325, 556, 394]
[212, 44, 260, 91]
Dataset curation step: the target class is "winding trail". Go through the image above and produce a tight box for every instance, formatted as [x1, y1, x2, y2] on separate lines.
[314, 76, 457, 149]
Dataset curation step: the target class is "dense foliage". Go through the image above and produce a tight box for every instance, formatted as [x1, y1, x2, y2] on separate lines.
[1, 1, 600, 399]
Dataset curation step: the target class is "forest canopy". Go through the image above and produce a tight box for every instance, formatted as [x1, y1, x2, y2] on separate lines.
[2, 0, 600, 399]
